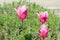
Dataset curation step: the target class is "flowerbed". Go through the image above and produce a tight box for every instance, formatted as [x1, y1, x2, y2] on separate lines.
[0, 0, 60, 40]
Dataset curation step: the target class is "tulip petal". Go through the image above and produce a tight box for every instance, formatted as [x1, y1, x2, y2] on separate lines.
[17, 6, 21, 13]
[44, 11, 48, 17]
[14, 8, 18, 14]
[21, 5, 27, 13]
[39, 12, 44, 17]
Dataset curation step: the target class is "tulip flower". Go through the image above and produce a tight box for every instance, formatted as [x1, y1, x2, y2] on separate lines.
[14, 5, 28, 20]
[37, 11, 48, 23]
[39, 24, 48, 38]
[14, 5, 28, 34]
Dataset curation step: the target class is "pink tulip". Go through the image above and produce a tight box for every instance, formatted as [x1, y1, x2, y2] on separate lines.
[39, 24, 48, 38]
[14, 5, 28, 20]
[37, 11, 48, 23]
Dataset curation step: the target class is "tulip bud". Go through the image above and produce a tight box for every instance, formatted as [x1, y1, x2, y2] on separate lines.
[39, 24, 48, 38]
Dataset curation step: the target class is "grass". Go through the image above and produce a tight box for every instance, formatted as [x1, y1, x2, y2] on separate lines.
[0, 0, 60, 40]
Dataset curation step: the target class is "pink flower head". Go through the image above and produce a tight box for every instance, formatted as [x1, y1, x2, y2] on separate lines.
[14, 5, 28, 20]
[39, 24, 48, 38]
[37, 11, 48, 23]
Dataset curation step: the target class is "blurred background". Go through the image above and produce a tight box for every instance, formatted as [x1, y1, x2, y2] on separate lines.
[0, 0, 60, 16]
[0, 0, 60, 8]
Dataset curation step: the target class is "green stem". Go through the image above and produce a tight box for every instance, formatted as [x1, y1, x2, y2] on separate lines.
[22, 20, 23, 26]
[41, 22, 43, 25]
[19, 20, 23, 34]
[41, 38, 44, 40]
[43, 38, 44, 40]
[8, 28, 10, 40]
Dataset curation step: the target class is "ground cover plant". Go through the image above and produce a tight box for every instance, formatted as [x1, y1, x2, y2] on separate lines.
[0, 0, 60, 40]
